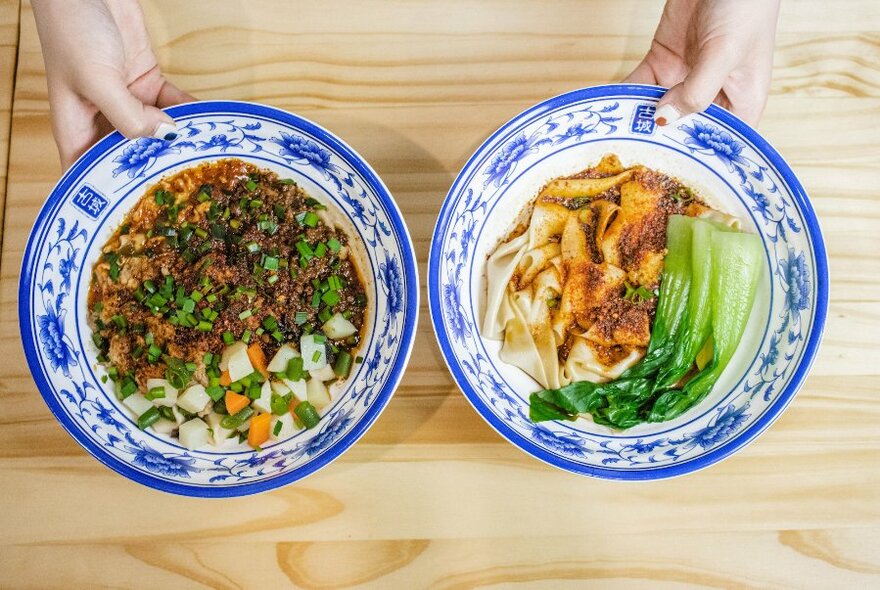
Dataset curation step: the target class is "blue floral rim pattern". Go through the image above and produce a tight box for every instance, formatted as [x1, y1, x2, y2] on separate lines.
[20, 101, 419, 496]
[428, 84, 828, 480]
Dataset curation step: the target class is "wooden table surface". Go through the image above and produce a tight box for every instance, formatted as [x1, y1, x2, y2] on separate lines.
[2, 1, 879, 588]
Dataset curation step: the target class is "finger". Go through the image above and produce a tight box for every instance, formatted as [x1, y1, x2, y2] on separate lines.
[156, 79, 197, 107]
[623, 59, 658, 85]
[82, 72, 176, 139]
[654, 43, 738, 126]
[48, 86, 102, 170]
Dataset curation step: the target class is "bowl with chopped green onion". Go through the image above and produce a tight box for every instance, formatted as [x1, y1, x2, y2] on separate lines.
[20, 101, 418, 496]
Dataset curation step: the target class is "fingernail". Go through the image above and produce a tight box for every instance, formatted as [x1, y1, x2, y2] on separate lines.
[153, 121, 178, 141]
[654, 104, 681, 127]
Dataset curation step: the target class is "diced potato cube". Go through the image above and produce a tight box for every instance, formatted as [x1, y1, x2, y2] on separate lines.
[179, 418, 210, 450]
[301, 335, 327, 371]
[282, 378, 307, 402]
[322, 312, 357, 339]
[270, 381, 290, 396]
[267, 343, 300, 373]
[309, 364, 336, 382]
[122, 392, 153, 417]
[145, 378, 178, 407]
[207, 412, 234, 446]
[307, 378, 331, 410]
[177, 384, 211, 414]
[222, 341, 254, 382]
[270, 413, 298, 441]
[150, 418, 178, 435]
[252, 380, 273, 414]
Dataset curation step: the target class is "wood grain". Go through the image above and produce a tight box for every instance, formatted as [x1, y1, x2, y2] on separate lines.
[2, 0, 879, 587]
[0, 0, 19, 256]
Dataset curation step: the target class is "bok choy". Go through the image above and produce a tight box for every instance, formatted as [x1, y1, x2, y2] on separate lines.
[529, 214, 763, 429]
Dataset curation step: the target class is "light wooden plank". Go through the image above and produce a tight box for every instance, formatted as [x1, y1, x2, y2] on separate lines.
[0, 0, 19, 250]
[2, 1, 880, 588]
[2, 529, 880, 589]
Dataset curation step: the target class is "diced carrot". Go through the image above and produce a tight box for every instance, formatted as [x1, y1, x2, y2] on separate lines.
[248, 413, 271, 448]
[247, 342, 268, 377]
[219, 370, 232, 387]
[225, 390, 250, 415]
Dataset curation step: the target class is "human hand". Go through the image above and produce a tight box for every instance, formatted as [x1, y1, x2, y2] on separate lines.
[33, 0, 195, 170]
[625, 0, 781, 128]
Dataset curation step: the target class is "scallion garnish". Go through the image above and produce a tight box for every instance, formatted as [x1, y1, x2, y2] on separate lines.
[137, 407, 161, 430]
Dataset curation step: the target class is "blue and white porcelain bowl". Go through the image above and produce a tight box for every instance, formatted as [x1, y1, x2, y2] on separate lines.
[20, 101, 418, 496]
[429, 85, 827, 480]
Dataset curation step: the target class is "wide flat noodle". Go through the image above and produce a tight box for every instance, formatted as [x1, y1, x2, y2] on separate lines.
[482, 153, 736, 392]
[563, 337, 642, 383]
[483, 232, 529, 339]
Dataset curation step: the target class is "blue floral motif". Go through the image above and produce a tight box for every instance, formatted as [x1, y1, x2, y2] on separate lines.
[130, 442, 200, 479]
[758, 332, 780, 374]
[484, 134, 540, 188]
[685, 404, 750, 449]
[112, 138, 179, 179]
[38, 303, 77, 377]
[272, 132, 332, 172]
[58, 251, 78, 293]
[483, 103, 621, 189]
[529, 425, 585, 456]
[680, 121, 748, 170]
[443, 279, 470, 344]
[779, 249, 810, 317]
[380, 255, 403, 315]
[195, 133, 234, 151]
[93, 401, 125, 430]
[307, 410, 354, 457]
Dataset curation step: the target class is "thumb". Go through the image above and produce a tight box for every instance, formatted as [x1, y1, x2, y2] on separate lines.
[85, 74, 177, 140]
[654, 44, 737, 127]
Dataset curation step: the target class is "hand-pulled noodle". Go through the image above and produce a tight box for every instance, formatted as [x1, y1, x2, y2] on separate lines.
[483, 154, 724, 390]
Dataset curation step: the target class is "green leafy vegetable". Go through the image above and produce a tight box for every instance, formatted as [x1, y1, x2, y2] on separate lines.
[648, 230, 763, 421]
[529, 214, 763, 429]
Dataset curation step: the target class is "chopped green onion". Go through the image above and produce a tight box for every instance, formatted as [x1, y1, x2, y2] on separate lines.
[296, 241, 314, 260]
[285, 357, 304, 381]
[146, 386, 166, 400]
[239, 309, 253, 320]
[327, 238, 342, 253]
[294, 311, 308, 325]
[120, 377, 138, 398]
[303, 212, 319, 227]
[334, 351, 352, 378]
[137, 407, 161, 430]
[321, 290, 341, 306]
[222, 331, 235, 345]
[246, 180, 257, 192]
[271, 395, 290, 416]
[294, 401, 321, 429]
[273, 420, 283, 436]
[220, 406, 254, 430]
[314, 243, 327, 258]
[206, 385, 225, 402]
